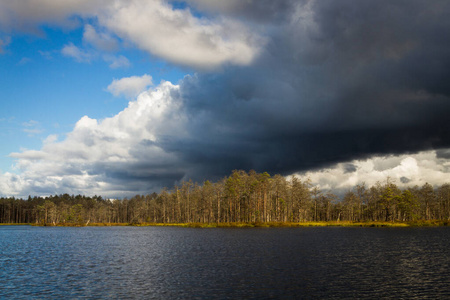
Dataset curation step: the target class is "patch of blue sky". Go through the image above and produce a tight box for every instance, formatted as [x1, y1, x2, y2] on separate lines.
[169, 1, 205, 19]
[0, 23, 189, 173]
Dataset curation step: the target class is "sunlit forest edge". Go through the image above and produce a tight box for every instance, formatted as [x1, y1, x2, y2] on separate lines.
[1, 170, 449, 227]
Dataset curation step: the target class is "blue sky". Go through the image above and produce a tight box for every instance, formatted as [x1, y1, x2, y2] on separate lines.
[1, 0, 449, 197]
[0, 23, 186, 173]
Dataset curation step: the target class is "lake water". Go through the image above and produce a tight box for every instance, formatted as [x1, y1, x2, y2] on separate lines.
[0, 226, 449, 299]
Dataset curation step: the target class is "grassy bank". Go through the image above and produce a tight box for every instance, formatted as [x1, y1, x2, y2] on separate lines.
[20, 220, 449, 227]
[178, 221, 447, 228]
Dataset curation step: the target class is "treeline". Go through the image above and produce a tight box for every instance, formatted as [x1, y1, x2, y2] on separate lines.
[1, 170, 449, 224]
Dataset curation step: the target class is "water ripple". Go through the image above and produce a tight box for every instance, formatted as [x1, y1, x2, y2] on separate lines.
[0, 226, 449, 299]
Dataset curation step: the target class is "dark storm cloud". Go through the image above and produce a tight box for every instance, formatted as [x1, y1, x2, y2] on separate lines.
[187, 0, 300, 23]
[436, 149, 450, 159]
[343, 164, 357, 174]
[4, 0, 450, 198]
[87, 161, 186, 194]
[400, 177, 411, 184]
[163, 0, 450, 180]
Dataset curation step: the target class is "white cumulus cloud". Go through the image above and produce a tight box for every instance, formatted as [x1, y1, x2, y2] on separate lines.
[83, 24, 118, 51]
[296, 151, 450, 194]
[22, 120, 43, 135]
[103, 54, 130, 69]
[61, 42, 93, 63]
[98, 0, 262, 69]
[0, 0, 261, 70]
[107, 74, 153, 98]
[5, 81, 187, 197]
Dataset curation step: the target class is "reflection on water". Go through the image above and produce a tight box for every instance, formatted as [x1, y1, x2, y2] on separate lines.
[0, 226, 449, 299]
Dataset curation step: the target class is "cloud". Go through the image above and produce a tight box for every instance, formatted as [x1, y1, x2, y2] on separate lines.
[23, 128, 43, 135]
[103, 54, 130, 69]
[17, 57, 31, 65]
[97, 0, 262, 69]
[38, 50, 53, 60]
[296, 151, 450, 195]
[343, 163, 357, 174]
[2, 1, 450, 197]
[187, 0, 298, 23]
[0, 172, 26, 196]
[61, 42, 93, 63]
[22, 120, 43, 135]
[106, 74, 153, 98]
[0, 0, 105, 32]
[83, 24, 118, 51]
[0, 0, 262, 70]
[4, 77, 450, 197]
[5, 81, 186, 197]
[400, 177, 411, 184]
[62, 41, 129, 68]
[0, 36, 10, 53]
[159, 0, 450, 179]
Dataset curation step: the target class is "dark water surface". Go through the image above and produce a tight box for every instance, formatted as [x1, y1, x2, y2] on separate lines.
[0, 226, 449, 299]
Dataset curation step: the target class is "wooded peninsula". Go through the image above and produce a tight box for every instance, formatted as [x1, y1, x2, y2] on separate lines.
[1, 170, 449, 226]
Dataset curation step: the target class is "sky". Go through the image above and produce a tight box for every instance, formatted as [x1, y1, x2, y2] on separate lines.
[0, 0, 450, 198]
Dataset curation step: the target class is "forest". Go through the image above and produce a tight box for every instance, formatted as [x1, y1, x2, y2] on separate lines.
[0, 170, 449, 225]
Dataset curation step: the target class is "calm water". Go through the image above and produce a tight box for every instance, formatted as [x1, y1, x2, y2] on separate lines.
[0, 226, 449, 299]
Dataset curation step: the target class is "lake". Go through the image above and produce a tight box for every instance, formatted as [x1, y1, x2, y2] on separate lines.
[0, 226, 449, 299]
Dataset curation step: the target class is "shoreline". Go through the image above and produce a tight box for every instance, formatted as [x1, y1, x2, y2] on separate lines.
[3, 220, 448, 228]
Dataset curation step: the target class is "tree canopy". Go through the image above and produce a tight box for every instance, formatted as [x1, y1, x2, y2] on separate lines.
[1, 171, 449, 225]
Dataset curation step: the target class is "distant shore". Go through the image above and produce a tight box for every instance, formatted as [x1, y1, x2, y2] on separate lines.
[1, 220, 447, 228]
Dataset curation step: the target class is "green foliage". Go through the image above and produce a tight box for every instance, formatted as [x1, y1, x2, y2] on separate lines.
[0, 171, 449, 225]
